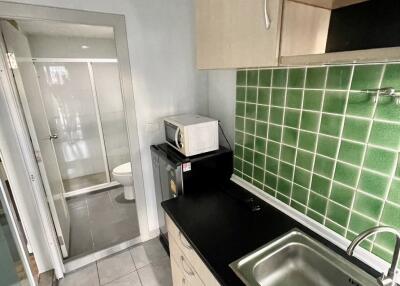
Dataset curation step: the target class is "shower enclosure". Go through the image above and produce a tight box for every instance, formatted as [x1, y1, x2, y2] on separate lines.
[34, 60, 131, 193]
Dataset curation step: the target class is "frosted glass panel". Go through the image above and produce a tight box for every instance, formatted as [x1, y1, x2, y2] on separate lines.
[91, 63, 130, 178]
[35, 62, 107, 191]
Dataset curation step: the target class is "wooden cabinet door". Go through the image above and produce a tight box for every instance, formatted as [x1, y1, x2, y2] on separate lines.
[196, 0, 283, 69]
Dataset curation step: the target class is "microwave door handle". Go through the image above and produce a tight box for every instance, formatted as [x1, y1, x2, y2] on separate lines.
[174, 128, 180, 149]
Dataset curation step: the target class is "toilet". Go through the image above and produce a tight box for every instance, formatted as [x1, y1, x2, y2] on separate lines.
[112, 162, 134, 200]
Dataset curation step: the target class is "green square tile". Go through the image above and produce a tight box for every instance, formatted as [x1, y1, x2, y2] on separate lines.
[245, 103, 256, 119]
[292, 184, 309, 204]
[272, 69, 287, 87]
[244, 134, 255, 149]
[254, 152, 265, 169]
[279, 162, 294, 180]
[271, 88, 285, 106]
[326, 203, 349, 227]
[353, 192, 383, 219]
[235, 116, 245, 131]
[266, 156, 279, 174]
[338, 140, 365, 166]
[317, 135, 339, 158]
[347, 231, 373, 250]
[267, 141, 280, 158]
[243, 148, 254, 163]
[288, 68, 305, 88]
[293, 168, 311, 188]
[358, 170, 389, 198]
[298, 131, 317, 152]
[330, 183, 354, 208]
[364, 146, 397, 174]
[348, 212, 377, 234]
[243, 174, 252, 183]
[258, 88, 270, 105]
[325, 220, 346, 236]
[264, 172, 278, 189]
[308, 193, 328, 215]
[291, 200, 306, 214]
[255, 137, 266, 153]
[253, 180, 263, 190]
[307, 209, 324, 224]
[234, 144, 244, 158]
[277, 178, 291, 196]
[311, 174, 331, 196]
[270, 107, 284, 124]
[237, 70, 246, 85]
[235, 131, 244, 145]
[247, 87, 257, 103]
[237, 87, 246, 101]
[342, 117, 370, 142]
[319, 114, 343, 137]
[314, 155, 335, 178]
[375, 96, 400, 122]
[380, 203, 400, 228]
[259, 69, 272, 87]
[369, 121, 400, 150]
[282, 128, 298, 146]
[234, 157, 243, 171]
[381, 63, 400, 90]
[300, 111, 320, 132]
[268, 124, 282, 142]
[284, 110, 301, 128]
[395, 160, 400, 178]
[245, 119, 256, 134]
[236, 102, 245, 116]
[286, 89, 303, 109]
[277, 192, 290, 204]
[323, 91, 347, 114]
[346, 91, 375, 118]
[296, 150, 314, 170]
[243, 161, 253, 177]
[351, 64, 384, 90]
[233, 168, 242, 177]
[326, 66, 352, 90]
[281, 145, 296, 164]
[372, 242, 395, 262]
[256, 122, 268, 138]
[306, 67, 327, 89]
[256, 105, 269, 122]
[334, 162, 359, 187]
[253, 166, 264, 183]
[247, 70, 259, 86]
[303, 90, 323, 111]
[264, 185, 276, 196]
[387, 178, 400, 204]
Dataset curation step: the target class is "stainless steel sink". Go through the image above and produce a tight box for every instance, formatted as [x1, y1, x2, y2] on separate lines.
[230, 229, 378, 286]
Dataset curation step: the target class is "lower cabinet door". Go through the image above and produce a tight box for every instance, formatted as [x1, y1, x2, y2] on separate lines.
[171, 256, 189, 286]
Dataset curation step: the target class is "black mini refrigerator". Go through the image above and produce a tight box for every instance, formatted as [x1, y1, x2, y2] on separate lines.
[150, 143, 233, 252]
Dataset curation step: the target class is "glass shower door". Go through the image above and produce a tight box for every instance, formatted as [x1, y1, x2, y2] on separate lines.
[35, 62, 109, 192]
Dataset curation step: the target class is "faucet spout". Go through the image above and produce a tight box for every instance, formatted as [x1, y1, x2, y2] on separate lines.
[346, 226, 400, 286]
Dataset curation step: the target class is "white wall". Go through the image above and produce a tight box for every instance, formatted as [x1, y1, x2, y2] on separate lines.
[207, 70, 236, 148]
[4, 0, 208, 234]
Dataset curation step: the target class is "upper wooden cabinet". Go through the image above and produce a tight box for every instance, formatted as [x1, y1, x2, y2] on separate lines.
[196, 0, 283, 69]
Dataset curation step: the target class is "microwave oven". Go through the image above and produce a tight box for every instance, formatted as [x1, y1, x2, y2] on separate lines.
[164, 114, 219, 157]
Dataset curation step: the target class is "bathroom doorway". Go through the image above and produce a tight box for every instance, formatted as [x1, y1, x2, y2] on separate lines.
[0, 17, 141, 264]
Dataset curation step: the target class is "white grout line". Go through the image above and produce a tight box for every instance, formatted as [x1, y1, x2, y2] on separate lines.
[323, 65, 355, 225]
[343, 64, 387, 244]
[251, 69, 260, 187]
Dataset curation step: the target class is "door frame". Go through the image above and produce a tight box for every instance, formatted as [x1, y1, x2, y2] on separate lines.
[0, 2, 149, 278]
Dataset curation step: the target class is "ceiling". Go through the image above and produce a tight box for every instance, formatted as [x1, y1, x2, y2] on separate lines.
[15, 20, 114, 39]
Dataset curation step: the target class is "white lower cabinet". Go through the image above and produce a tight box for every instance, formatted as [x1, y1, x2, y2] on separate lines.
[166, 215, 221, 286]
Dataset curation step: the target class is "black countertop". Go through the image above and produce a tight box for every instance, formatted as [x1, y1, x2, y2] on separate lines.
[161, 181, 379, 286]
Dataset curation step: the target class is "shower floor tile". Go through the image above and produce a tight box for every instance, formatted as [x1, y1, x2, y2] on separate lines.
[63, 172, 108, 192]
[67, 187, 140, 259]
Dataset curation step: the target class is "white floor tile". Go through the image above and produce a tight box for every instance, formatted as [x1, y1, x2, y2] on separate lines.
[104, 271, 141, 286]
[97, 250, 136, 285]
[137, 257, 172, 286]
[130, 238, 168, 269]
[59, 264, 99, 286]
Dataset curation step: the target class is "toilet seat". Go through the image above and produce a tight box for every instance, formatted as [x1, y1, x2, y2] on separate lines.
[113, 162, 131, 175]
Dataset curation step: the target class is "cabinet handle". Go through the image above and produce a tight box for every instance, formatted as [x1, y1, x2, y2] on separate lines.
[182, 277, 186, 285]
[264, 0, 271, 30]
[180, 255, 195, 276]
[179, 232, 193, 250]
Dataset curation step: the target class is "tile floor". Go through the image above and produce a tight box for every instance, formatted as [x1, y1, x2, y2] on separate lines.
[59, 238, 172, 286]
[67, 187, 140, 258]
[63, 172, 108, 193]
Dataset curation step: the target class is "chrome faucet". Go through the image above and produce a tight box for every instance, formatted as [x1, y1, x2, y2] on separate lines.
[347, 226, 400, 286]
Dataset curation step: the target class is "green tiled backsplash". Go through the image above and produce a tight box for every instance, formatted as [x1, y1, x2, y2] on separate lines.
[234, 64, 400, 264]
